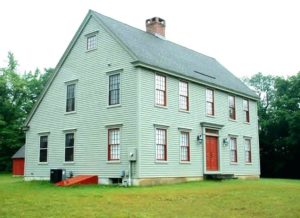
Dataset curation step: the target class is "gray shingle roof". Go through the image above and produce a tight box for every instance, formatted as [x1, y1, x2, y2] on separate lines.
[93, 11, 257, 99]
[12, 145, 25, 159]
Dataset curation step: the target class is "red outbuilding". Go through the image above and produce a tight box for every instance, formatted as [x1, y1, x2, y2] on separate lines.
[11, 145, 25, 176]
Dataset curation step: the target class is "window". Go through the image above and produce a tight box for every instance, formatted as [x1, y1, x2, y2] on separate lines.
[39, 135, 48, 162]
[245, 139, 252, 163]
[65, 133, 74, 162]
[155, 74, 166, 106]
[180, 132, 190, 161]
[243, 99, 250, 122]
[66, 84, 75, 112]
[108, 129, 120, 160]
[229, 96, 236, 120]
[230, 137, 237, 163]
[206, 89, 214, 116]
[87, 35, 97, 50]
[179, 81, 189, 111]
[109, 74, 120, 105]
[156, 129, 167, 160]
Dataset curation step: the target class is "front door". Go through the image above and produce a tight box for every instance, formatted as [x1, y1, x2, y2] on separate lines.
[206, 135, 218, 171]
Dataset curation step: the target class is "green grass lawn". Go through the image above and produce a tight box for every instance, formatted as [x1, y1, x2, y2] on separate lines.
[0, 174, 300, 218]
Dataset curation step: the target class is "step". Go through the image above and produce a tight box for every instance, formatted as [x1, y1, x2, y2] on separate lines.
[204, 174, 236, 180]
[56, 175, 98, 186]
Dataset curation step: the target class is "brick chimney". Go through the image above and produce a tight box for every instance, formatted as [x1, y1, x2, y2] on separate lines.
[146, 17, 166, 38]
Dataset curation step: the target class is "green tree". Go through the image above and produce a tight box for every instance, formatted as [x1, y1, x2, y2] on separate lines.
[244, 72, 300, 178]
[0, 52, 54, 171]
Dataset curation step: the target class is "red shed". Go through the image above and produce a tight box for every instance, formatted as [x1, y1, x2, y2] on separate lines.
[12, 145, 25, 176]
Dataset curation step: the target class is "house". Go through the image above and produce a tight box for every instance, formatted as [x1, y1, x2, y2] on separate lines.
[12, 145, 25, 176]
[23, 10, 260, 185]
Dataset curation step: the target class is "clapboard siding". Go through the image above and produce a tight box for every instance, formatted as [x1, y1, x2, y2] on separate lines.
[138, 68, 260, 178]
[25, 17, 139, 179]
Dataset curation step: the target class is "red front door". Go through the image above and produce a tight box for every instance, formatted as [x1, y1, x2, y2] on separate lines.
[206, 136, 218, 171]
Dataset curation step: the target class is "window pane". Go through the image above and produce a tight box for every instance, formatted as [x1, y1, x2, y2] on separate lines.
[87, 35, 97, 50]
[39, 149, 47, 162]
[65, 147, 74, 162]
[180, 132, 189, 161]
[65, 133, 74, 162]
[109, 74, 120, 105]
[66, 84, 75, 112]
[40, 136, 48, 149]
[108, 129, 120, 160]
[230, 138, 237, 162]
[156, 129, 166, 160]
[155, 75, 166, 106]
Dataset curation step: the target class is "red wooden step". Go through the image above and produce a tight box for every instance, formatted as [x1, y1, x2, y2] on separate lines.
[56, 175, 98, 186]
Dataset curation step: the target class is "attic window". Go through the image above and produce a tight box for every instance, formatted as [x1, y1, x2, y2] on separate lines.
[87, 35, 97, 50]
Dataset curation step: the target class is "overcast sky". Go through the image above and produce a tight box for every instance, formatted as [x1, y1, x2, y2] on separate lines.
[1, 0, 299, 78]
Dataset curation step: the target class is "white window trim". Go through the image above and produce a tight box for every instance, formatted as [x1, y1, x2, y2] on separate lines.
[229, 136, 238, 164]
[155, 127, 168, 162]
[244, 137, 253, 164]
[85, 31, 99, 51]
[178, 80, 189, 112]
[106, 126, 122, 162]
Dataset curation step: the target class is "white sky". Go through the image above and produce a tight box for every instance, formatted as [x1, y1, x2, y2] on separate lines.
[0, 0, 299, 78]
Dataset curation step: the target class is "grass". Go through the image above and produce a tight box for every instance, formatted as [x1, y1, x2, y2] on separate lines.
[0, 174, 300, 217]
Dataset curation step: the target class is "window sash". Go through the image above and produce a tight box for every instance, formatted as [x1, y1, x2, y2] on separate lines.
[229, 96, 236, 120]
[243, 99, 250, 122]
[180, 132, 190, 161]
[87, 35, 97, 50]
[156, 129, 167, 160]
[155, 75, 166, 106]
[230, 138, 237, 162]
[65, 133, 74, 162]
[245, 139, 252, 163]
[179, 81, 189, 110]
[206, 89, 214, 115]
[108, 129, 120, 160]
[39, 136, 48, 162]
[66, 84, 75, 112]
[109, 74, 120, 105]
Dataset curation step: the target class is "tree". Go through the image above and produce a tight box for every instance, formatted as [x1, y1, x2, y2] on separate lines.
[0, 52, 54, 171]
[244, 72, 300, 178]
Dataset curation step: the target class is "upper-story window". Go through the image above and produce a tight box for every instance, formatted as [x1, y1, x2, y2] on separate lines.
[109, 74, 120, 105]
[230, 137, 238, 163]
[66, 84, 76, 112]
[206, 89, 214, 116]
[245, 138, 252, 163]
[180, 131, 190, 161]
[65, 133, 75, 162]
[39, 135, 48, 163]
[156, 128, 167, 161]
[243, 99, 250, 123]
[229, 96, 236, 120]
[155, 74, 166, 106]
[179, 81, 189, 111]
[87, 35, 97, 50]
[108, 128, 120, 160]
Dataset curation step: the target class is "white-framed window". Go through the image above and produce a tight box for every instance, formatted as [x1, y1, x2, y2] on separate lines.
[179, 81, 189, 111]
[180, 131, 190, 161]
[108, 128, 120, 160]
[230, 137, 237, 163]
[245, 138, 252, 163]
[156, 128, 167, 160]
[66, 83, 76, 112]
[108, 74, 120, 105]
[243, 99, 250, 122]
[65, 133, 74, 162]
[229, 95, 236, 120]
[206, 89, 214, 116]
[39, 135, 48, 162]
[87, 35, 97, 50]
[155, 74, 166, 106]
